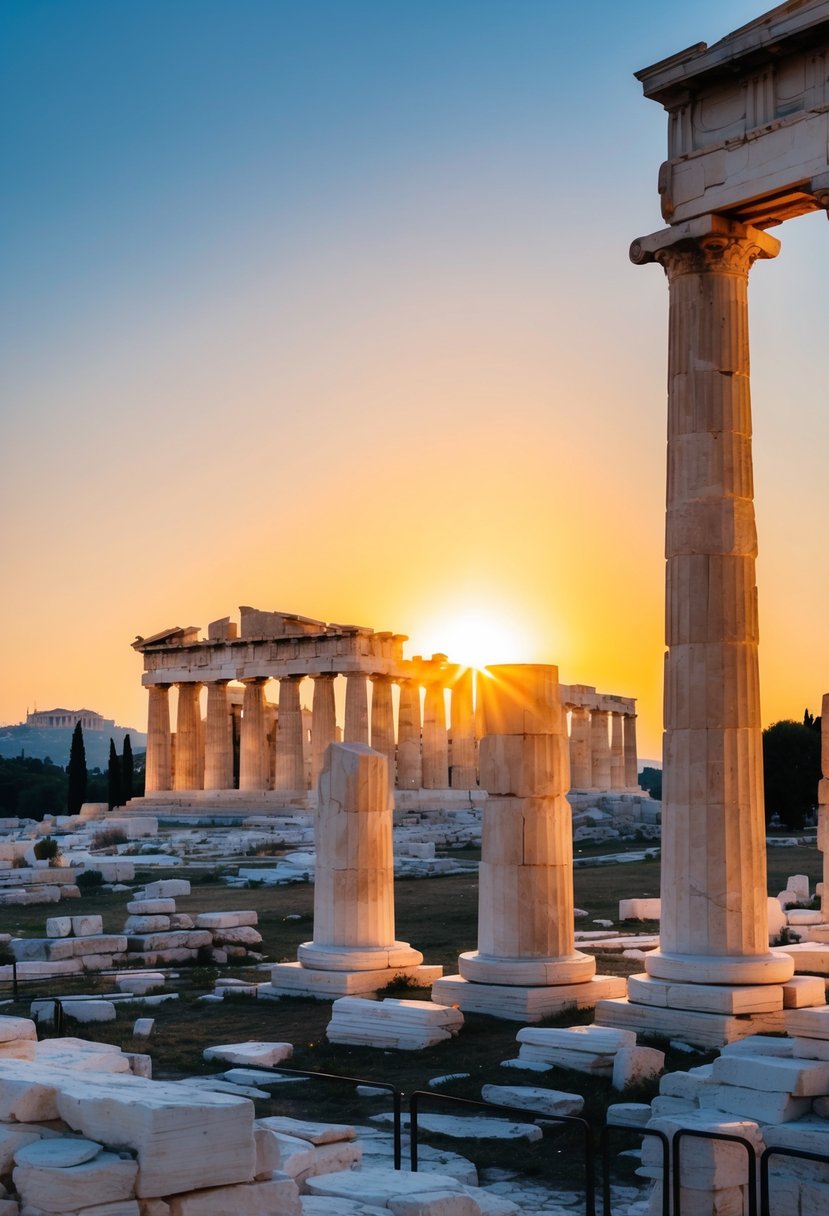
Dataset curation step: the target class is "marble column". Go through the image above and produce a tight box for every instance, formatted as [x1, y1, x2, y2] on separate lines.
[568, 705, 591, 789]
[610, 712, 626, 790]
[266, 743, 438, 995]
[396, 678, 422, 790]
[343, 672, 369, 744]
[239, 679, 269, 790]
[310, 674, 337, 789]
[623, 713, 638, 789]
[204, 681, 233, 791]
[174, 682, 204, 790]
[422, 667, 449, 788]
[590, 710, 611, 791]
[632, 216, 791, 985]
[431, 664, 627, 1019]
[370, 674, 395, 801]
[145, 685, 172, 793]
[274, 676, 305, 792]
[450, 668, 477, 789]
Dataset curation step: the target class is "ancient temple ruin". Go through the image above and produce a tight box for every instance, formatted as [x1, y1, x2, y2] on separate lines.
[131, 607, 640, 815]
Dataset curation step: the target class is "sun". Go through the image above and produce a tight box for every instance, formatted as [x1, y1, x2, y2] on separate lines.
[412, 608, 536, 672]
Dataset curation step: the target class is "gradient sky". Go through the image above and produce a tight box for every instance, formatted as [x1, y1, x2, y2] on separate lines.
[2, 0, 827, 761]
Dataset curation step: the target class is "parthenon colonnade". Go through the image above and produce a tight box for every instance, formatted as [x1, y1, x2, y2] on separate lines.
[132, 607, 640, 808]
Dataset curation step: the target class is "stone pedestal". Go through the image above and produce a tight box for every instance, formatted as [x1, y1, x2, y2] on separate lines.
[449, 669, 477, 789]
[597, 218, 798, 1047]
[266, 744, 440, 999]
[204, 682, 233, 791]
[274, 676, 305, 793]
[173, 683, 203, 790]
[396, 679, 422, 790]
[239, 680, 269, 791]
[145, 685, 172, 793]
[433, 664, 624, 1020]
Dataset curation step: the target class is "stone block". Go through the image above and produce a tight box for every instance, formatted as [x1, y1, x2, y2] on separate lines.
[0, 1016, 37, 1044]
[165, 1175, 300, 1215]
[782, 976, 826, 1008]
[786, 1007, 829, 1038]
[480, 1084, 583, 1117]
[612, 1046, 665, 1090]
[619, 898, 661, 921]
[70, 916, 103, 937]
[627, 972, 783, 1015]
[711, 1052, 829, 1095]
[642, 1111, 763, 1190]
[45, 918, 71, 939]
[478, 734, 568, 797]
[13, 1152, 138, 1212]
[708, 1084, 810, 1123]
[194, 911, 258, 930]
[202, 1042, 293, 1068]
[127, 900, 176, 916]
[141, 880, 190, 898]
[124, 917, 171, 935]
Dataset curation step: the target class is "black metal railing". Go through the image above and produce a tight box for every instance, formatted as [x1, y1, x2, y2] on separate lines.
[760, 1144, 829, 1216]
[673, 1128, 758, 1216]
[600, 1122, 670, 1216]
[408, 1089, 596, 1216]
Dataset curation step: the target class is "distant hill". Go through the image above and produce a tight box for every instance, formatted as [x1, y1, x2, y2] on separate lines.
[0, 724, 146, 771]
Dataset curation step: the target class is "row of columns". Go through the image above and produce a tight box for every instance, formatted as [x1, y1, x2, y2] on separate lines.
[567, 705, 638, 791]
[145, 674, 639, 798]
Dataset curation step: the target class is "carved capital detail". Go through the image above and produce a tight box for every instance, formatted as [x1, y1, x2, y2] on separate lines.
[654, 233, 774, 279]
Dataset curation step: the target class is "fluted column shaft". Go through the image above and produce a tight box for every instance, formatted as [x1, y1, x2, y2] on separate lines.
[634, 218, 790, 984]
[458, 664, 594, 985]
[396, 679, 422, 789]
[310, 674, 337, 789]
[422, 679, 449, 788]
[370, 675, 395, 801]
[274, 676, 305, 791]
[174, 683, 204, 790]
[610, 712, 625, 790]
[590, 710, 611, 790]
[204, 682, 233, 790]
[239, 679, 269, 790]
[145, 685, 172, 792]
[623, 713, 639, 789]
[343, 672, 369, 744]
[450, 669, 477, 789]
[568, 705, 591, 789]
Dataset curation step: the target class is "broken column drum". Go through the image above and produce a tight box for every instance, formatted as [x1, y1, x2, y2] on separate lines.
[458, 664, 594, 985]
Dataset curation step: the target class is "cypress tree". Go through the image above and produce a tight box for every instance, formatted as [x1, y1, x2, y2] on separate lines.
[122, 734, 134, 803]
[67, 722, 87, 815]
[107, 738, 122, 811]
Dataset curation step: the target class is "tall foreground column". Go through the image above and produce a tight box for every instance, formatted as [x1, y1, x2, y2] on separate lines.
[633, 216, 791, 985]
[174, 683, 204, 790]
[145, 685, 172, 793]
[204, 682, 233, 790]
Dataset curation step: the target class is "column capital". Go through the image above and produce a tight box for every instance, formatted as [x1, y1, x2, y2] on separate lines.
[630, 215, 780, 279]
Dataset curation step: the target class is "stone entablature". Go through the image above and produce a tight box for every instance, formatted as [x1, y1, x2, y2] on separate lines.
[638, 0, 829, 228]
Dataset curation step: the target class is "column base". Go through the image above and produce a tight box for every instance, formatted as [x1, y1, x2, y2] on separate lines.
[431, 974, 625, 1022]
[458, 950, 595, 986]
[296, 941, 423, 973]
[265, 961, 442, 1000]
[627, 973, 784, 1015]
[644, 949, 794, 985]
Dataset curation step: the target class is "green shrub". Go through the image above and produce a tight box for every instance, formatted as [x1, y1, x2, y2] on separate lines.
[33, 837, 60, 863]
[76, 869, 104, 892]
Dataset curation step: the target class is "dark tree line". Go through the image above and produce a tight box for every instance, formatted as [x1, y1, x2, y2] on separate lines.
[763, 709, 822, 830]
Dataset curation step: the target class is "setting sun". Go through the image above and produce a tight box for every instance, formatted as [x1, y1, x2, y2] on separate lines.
[409, 608, 541, 673]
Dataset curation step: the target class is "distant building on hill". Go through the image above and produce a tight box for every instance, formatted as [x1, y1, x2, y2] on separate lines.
[26, 708, 114, 732]
[0, 708, 146, 770]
